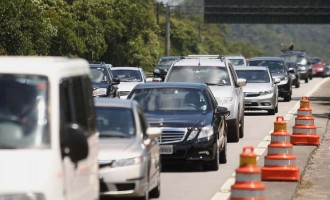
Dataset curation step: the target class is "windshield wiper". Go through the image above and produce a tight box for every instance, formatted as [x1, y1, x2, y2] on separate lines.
[205, 82, 226, 86]
[0, 144, 17, 149]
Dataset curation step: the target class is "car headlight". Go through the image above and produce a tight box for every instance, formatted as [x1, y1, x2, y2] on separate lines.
[259, 90, 273, 96]
[198, 125, 214, 139]
[215, 97, 234, 105]
[111, 156, 144, 168]
[154, 68, 160, 73]
[93, 88, 107, 96]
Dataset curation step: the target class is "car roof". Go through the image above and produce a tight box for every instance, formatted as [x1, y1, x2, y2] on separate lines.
[132, 82, 208, 90]
[225, 55, 245, 59]
[248, 57, 284, 61]
[235, 66, 269, 71]
[0, 56, 90, 78]
[173, 58, 227, 67]
[94, 98, 136, 109]
[112, 67, 141, 71]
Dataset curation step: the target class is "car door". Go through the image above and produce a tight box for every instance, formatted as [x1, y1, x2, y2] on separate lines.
[227, 62, 244, 120]
[138, 108, 160, 190]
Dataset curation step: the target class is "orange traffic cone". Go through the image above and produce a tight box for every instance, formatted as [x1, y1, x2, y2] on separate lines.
[261, 116, 300, 181]
[230, 146, 266, 200]
[291, 96, 320, 145]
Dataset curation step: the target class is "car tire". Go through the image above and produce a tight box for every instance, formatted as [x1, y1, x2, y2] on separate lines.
[295, 80, 300, 88]
[219, 137, 227, 164]
[149, 175, 161, 198]
[204, 145, 219, 171]
[239, 115, 244, 138]
[227, 119, 239, 143]
[284, 94, 291, 102]
[275, 105, 278, 113]
[305, 77, 308, 83]
[268, 108, 276, 115]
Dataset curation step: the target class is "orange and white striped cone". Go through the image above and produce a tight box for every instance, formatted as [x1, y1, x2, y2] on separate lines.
[261, 116, 300, 181]
[291, 96, 320, 145]
[230, 146, 266, 200]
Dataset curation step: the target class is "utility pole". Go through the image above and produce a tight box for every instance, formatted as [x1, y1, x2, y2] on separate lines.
[165, 4, 171, 56]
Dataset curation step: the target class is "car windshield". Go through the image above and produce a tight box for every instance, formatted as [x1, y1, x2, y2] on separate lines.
[90, 68, 107, 83]
[158, 57, 179, 68]
[0, 75, 49, 149]
[166, 66, 231, 86]
[248, 60, 285, 74]
[228, 59, 245, 66]
[236, 70, 270, 83]
[112, 69, 142, 82]
[95, 107, 135, 138]
[129, 88, 210, 113]
[311, 58, 321, 64]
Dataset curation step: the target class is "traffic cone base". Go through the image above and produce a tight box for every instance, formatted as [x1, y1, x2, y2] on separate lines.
[291, 134, 320, 145]
[261, 166, 300, 181]
[231, 181, 266, 200]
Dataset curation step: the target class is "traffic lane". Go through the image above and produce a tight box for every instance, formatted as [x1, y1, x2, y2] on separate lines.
[155, 79, 325, 200]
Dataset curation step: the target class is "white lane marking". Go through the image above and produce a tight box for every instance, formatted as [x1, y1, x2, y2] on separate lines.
[210, 79, 328, 200]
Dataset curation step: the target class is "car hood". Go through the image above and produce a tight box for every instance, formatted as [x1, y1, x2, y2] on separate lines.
[243, 83, 273, 93]
[98, 138, 142, 160]
[145, 112, 212, 128]
[117, 82, 141, 91]
[207, 85, 233, 98]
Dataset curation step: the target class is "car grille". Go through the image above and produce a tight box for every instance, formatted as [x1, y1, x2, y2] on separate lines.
[244, 92, 260, 97]
[159, 127, 187, 144]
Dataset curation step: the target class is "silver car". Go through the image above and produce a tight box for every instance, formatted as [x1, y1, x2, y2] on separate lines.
[94, 98, 161, 199]
[234, 66, 279, 115]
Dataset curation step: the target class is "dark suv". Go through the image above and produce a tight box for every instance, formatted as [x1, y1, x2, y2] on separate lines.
[153, 56, 180, 81]
[89, 63, 120, 98]
[248, 57, 293, 102]
[280, 50, 312, 83]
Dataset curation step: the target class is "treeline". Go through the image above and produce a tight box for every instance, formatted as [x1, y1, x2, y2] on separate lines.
[0, 0, 262, 71]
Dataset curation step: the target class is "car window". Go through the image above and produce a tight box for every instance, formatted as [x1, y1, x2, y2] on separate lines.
[158, 57, 179, 67]
[95, 107, 135, 138]
[167, 66, 231, 86]
[236, 70, 270, 83]
[129, 88, 210, 113]
[229, 59, 245, 66]
[112, 69, 142, 82]
[248, 60, 286, 73]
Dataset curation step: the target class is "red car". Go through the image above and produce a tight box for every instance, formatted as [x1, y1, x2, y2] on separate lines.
[311, 57, 327, 77]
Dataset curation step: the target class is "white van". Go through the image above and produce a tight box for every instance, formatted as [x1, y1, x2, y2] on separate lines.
[0, 57, 99, 200]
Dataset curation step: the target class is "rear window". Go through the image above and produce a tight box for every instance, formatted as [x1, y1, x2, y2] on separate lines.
[166, 66, 231, 86]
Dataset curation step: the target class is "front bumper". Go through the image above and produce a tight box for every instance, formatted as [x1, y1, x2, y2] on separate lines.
[160, 135, 217, 163]
[244, 93, 276, 110]
[99, 162, 148, 197]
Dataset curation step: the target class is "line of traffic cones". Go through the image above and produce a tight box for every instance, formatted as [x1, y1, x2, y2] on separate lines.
[261, 116, 300, 181]
[230, 146, 266, 200]
[291, 96, 320, 145]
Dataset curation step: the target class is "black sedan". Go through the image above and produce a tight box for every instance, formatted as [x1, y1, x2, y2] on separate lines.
[127, 82, 229, 171]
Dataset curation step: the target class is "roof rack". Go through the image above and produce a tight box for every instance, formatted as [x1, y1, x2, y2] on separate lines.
[184, 55, 225, 61]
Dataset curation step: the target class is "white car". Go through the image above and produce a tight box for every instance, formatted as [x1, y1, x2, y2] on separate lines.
[165, 55, 246, 142]
[112, 67, 147, 98]
[235, 66, 279, 115]
[225, 55, 247, 66]
[95, 98, 161, 199]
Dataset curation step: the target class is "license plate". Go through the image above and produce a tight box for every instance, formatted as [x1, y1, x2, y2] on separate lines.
[160, 145, 173, 154]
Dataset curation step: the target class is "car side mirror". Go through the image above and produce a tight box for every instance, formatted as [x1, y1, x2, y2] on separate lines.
[64, 124, 89, 163]
[216, 106, 230, 117]
[237, 78, 247, 87]
[146, 127, 161, 140]
[112, 77, 120, 85]
[272, 77, 281, 84]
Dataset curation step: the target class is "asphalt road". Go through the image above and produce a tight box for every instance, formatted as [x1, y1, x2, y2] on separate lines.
[152, 77, 329, 200]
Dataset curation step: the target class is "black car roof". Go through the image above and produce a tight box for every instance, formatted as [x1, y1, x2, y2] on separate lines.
[133, 82, 208, 90]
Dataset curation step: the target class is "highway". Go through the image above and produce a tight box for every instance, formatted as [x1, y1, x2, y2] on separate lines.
[153, 77, 328, 200]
